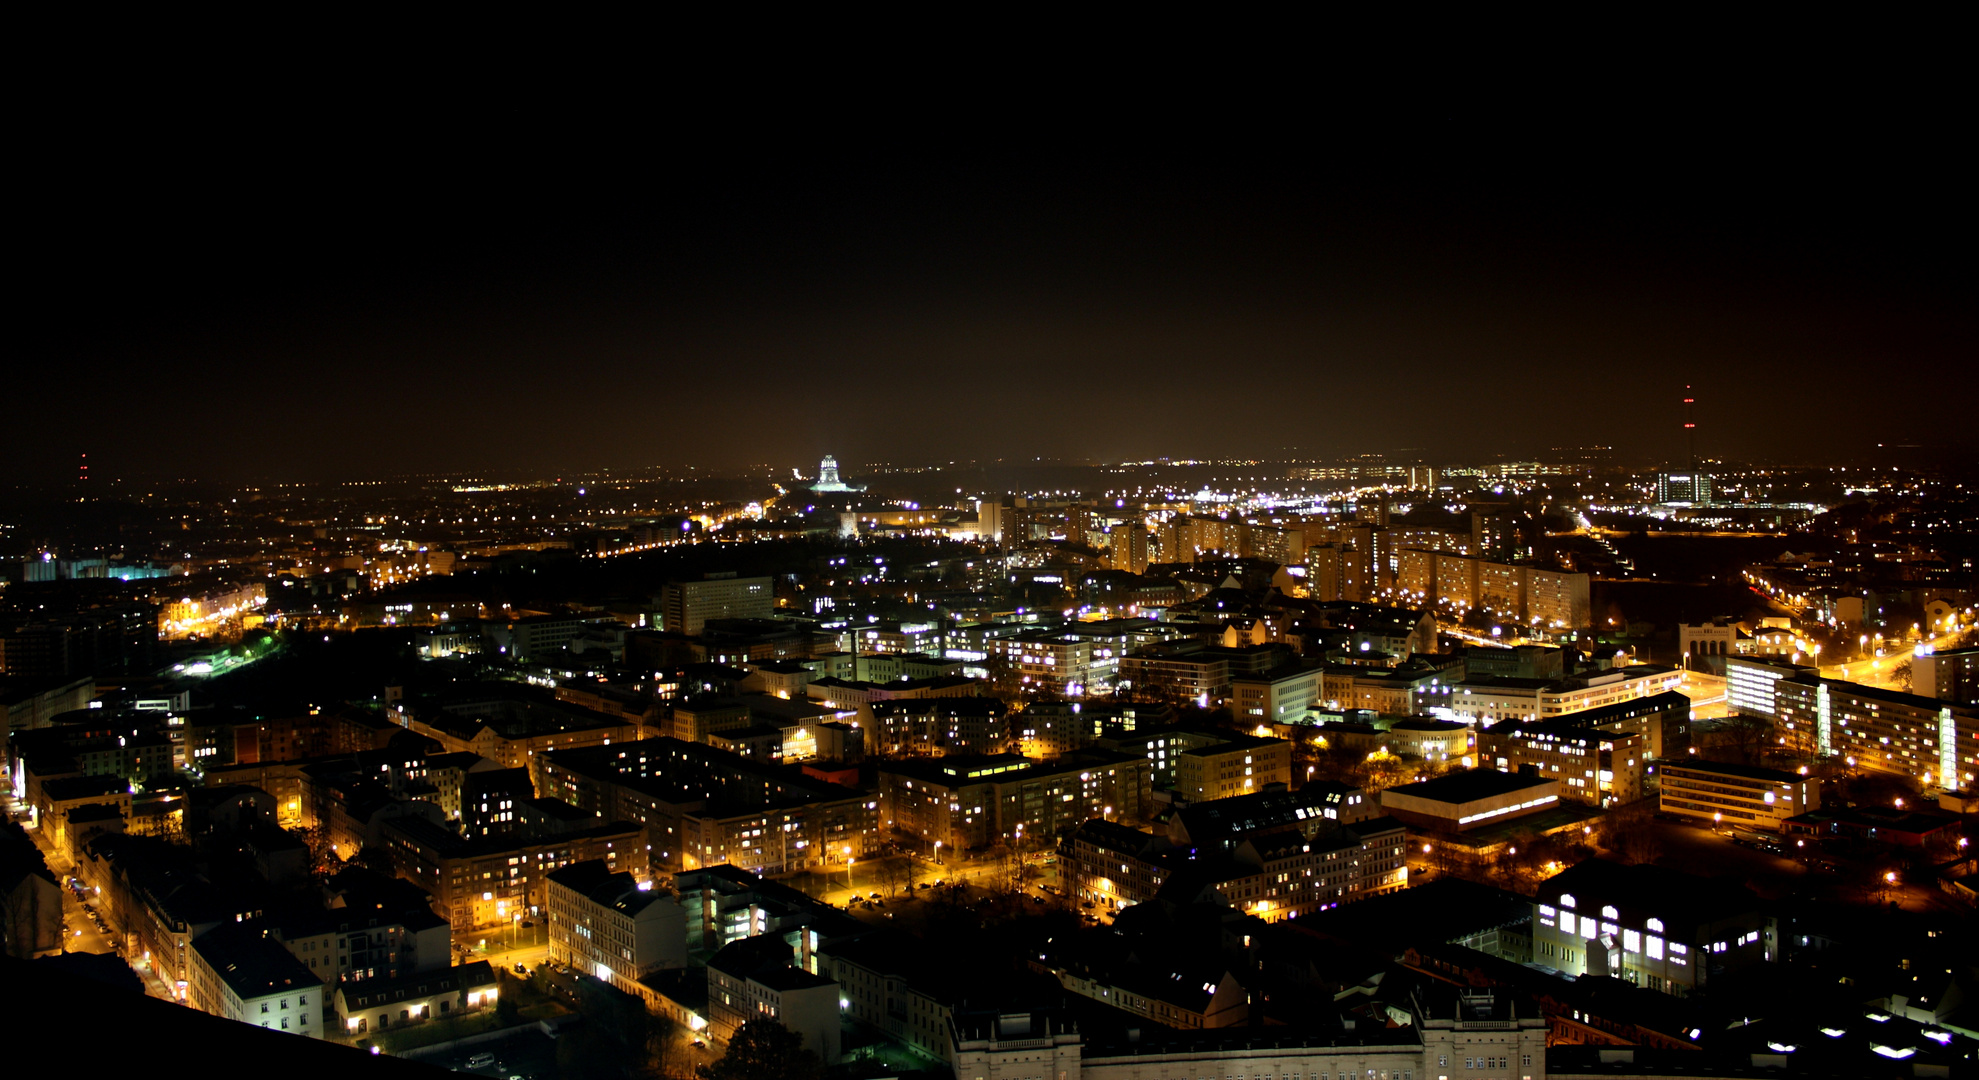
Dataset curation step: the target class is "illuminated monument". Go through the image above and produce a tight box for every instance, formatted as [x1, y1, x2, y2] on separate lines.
[809, 455, 863, 494]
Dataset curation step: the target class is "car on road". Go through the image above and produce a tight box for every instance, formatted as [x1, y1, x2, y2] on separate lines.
[514, 962, 527, 974]
[466, 1053, 497, 1068]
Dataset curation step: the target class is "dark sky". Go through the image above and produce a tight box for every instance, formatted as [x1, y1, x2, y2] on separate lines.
[19, 84, 1975, 485]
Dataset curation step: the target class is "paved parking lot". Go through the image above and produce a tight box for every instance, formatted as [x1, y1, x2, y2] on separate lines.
[1638, 817, 1958, 912]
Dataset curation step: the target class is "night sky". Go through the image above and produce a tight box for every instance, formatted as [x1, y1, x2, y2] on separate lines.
[20, 89, 1974, 485]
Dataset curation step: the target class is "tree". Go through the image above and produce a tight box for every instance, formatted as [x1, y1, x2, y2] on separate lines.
[872, 854, 912, 897]
[697, 1018, 822, 1080]
[1712, 713, 1774, 766]
[1595, 804, 1663, 866]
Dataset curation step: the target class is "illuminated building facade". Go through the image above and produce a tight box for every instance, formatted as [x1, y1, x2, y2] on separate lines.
[1658, 760, 1817, 831]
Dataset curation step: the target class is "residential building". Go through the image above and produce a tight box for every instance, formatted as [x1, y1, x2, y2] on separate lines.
[706, 935, 841, 1062]
[379, 815, 646, 932]
[1116, 641, 1297, 708]
[877, 751, 1150, 853]
[76, 832, 250, 994]
[1059, 818, 1176, 907]
[0, 820, 62, 958]
[399, 687, 638, 771]
[460, 767, 536, 839]
[1914, 646, 1979, 706]
[1775, 676, 1979, 789]
[674, 864, 868, 967]
[536, 739, 879, 875]
[333, 961, 497, 1037]
[546, 859, 687, 992]
[1164, 819, 1409, 922]
[1062, 809, 1406, 919]
[823, 929, 961, 1063]
[1163, 782, 1379, 852]
[259, 903, 451, 987]
[1384, 552, 1591, 629]
[187, 922, 323, 1038]
[1109, 522, 1150, 575]
[869, 698, 1008, 757]
[1172, 733, 1291, 803]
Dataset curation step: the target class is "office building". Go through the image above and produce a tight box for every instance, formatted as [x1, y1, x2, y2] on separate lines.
[1479, 721, 1648, 807]
[1229, 664, 1323, 725]
[1534, 858, 1772, 996]
[1659, 760, 1819, 831]
[661, 574, 775, 636]
[1656, 472, 1714, 505]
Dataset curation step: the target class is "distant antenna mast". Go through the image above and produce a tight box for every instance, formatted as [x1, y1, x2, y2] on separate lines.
[1682, 387, 1696, 472]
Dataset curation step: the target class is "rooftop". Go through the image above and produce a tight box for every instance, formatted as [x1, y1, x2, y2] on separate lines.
[193, 922, 318, 1001]
[1384, 768, 1555, 806]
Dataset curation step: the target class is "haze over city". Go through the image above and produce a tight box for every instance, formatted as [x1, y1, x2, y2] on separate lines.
[6, 51, 1979, 1080]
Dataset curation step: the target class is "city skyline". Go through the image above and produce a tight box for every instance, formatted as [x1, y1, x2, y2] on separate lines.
[9, 49, 1979, 1080]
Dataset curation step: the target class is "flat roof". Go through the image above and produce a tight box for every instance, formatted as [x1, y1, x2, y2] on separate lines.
[1661, 759, 1803, 784]
[1384, 768, 1554, 806]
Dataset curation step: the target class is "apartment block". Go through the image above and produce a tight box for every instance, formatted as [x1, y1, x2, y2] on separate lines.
[877, 751, 1149, 853]
[187, 922, 323, 1038]
[546, 859, 687, 993]
[536, 739, 878, 875]
[380, 815, 646, 931]
[1172, 733, 1291, 803]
